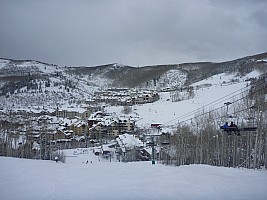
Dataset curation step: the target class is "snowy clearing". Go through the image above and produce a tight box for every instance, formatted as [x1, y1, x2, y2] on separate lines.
[1, 148, 267, 200]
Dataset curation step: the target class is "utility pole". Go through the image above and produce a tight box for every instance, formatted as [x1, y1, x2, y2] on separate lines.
[82, 124, 87, 148]
[224, 102, 232, 115]
[147, 125, 162, 165]
[151, 136, 155, 165]
[265, 122, 267, 170]
[254, 110, 262, 169]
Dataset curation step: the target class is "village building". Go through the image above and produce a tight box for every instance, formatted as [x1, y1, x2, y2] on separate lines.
[54, 107, 91, 119]
[88, 111, 136, 140]
[91, 89, 159, 106]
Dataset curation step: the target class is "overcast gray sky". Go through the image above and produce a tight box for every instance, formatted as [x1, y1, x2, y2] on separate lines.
[0, 0, 266, 67]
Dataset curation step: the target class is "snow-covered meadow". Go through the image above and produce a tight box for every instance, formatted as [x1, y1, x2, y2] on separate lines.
[1, 148, 267, 200]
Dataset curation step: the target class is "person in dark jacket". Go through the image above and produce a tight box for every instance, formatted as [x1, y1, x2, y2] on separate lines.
[229, 122, 237, 128]
[229, 122, 240, 135]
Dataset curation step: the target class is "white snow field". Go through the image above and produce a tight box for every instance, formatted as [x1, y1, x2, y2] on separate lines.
[1, 148, 267, 200]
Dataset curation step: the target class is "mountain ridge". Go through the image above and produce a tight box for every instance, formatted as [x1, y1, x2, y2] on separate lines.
[0, 52, 266, 99]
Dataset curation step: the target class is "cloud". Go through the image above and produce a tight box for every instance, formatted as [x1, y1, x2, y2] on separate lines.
[0, 0, 266, 66]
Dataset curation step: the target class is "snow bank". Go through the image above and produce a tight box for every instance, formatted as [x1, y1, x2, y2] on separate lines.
[1, 156, 267, 200]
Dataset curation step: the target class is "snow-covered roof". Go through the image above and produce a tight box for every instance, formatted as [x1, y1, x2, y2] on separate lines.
[89, 111, 135, 128]
[57, 106, 87, 113]
[116, 133, 144, 152]
[102, 144, 112, 152]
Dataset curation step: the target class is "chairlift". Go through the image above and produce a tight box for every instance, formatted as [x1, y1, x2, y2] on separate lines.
[160, 133, 170, 145]
[146, 137, 156, 146]
[240, 127, 257, 132]
[147, 141, 155, 146]
[219, 112, 241, 134]
[220, 125, 240, 135]
[220, 102, 258, 135]
[161, 140, 170, 145]
[241, 116, 257, 131]
[220, 121, 257, 135]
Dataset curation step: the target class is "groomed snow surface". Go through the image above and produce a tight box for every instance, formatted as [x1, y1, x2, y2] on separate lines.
[1, 148, 267, 200]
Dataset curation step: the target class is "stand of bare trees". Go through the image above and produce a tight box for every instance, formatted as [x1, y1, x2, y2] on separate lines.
[161, 78, 267, 169]
[0, 111, 57, 161]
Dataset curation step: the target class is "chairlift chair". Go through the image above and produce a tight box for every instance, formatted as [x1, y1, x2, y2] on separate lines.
[240, 127, 257, 132]
[146, 138, 155, 146]
[160, 132, 170, 145]
[220, 120, 257, 135]
[220, 118, 240, 135]
[240, 116, 257, 132]
[220, 104, 258, 135]
[161, 135, 170, 145]
[161, 140, 170, 145]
